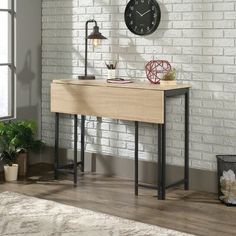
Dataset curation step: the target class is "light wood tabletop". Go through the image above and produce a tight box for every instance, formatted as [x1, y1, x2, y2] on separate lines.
[52, 79, 191, 91]
[51, 79, 191, 124]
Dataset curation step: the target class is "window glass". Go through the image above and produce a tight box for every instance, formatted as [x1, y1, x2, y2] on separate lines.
[0, 0, 14, 119]
[0, 12, 10, 64]
[0, 1, 9, 9]
[0, 66, 11, 117]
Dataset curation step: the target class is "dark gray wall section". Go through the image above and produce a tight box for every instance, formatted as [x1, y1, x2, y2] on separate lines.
[15, 0, 42, 164]
[16, 0, 42, 137]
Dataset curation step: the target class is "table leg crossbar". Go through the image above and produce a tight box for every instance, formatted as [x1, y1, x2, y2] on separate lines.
[54, 114, 85, 185]
[58, 162, 83, 170]
[138, 179, 185, 190]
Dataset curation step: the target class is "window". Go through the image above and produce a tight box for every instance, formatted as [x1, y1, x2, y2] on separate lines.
[0, 0, 15, 119]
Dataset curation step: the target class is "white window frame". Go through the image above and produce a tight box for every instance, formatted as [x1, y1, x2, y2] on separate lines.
[0, 0, 15, 120]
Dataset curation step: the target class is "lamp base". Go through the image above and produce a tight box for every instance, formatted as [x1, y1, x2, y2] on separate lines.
[78, 75, 95, 80]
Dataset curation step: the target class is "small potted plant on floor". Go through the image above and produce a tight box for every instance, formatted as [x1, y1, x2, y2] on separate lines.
[0, 137, 22, 181]
[0, 120, 43, 177]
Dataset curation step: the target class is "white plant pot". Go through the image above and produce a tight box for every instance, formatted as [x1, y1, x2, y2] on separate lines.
[4, 164, 18, 182]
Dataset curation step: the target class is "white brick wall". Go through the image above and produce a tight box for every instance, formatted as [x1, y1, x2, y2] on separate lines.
[42, 0, 236, 171]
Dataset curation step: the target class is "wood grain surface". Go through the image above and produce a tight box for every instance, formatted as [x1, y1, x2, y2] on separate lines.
[52, 79, 191, 91]
[51, 83, 164, 123]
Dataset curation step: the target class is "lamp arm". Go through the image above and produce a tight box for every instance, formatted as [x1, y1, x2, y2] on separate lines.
[85, 20, 97, 76]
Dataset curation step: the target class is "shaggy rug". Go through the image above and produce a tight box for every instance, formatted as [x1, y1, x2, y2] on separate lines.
[0, 191, 194, 236]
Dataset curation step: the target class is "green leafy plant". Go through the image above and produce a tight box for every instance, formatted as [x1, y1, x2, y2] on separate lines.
[0, 149, 18, 166]
[0, 136, 22, 166]
[0, 120, 44, 153]
[162, 68, 176, 81]
[0, 150, 17, 166]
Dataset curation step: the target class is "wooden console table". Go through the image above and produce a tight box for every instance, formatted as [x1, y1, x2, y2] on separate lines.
[51, 79, 191, 200]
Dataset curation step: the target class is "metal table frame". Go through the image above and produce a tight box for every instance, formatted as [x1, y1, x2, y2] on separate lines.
[54, 87, 189, 200]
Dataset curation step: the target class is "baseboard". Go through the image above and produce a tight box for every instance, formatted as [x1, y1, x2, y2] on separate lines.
[38, 146, 217, 193]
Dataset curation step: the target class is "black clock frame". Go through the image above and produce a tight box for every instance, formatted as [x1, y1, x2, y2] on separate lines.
[124, 0, 161, 36]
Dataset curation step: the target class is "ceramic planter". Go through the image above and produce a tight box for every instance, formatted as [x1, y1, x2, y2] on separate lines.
[4, 164, 18, 181]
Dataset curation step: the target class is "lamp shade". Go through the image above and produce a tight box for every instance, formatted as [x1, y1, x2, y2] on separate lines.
[87, 25, 107, 40]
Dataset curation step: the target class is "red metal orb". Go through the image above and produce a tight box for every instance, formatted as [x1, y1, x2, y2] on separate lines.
[145, 60, 172, 84]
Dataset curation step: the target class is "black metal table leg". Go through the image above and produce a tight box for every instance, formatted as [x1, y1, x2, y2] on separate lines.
[81, 115, 85, 172]
[161, 94, 167, 200]
[161, 122, 166, 200]
[135, 121, 139, 196]
[184, 90, 189, 190]
[158, 124, 162, 200]
[74, 115, 78, 185]
[54, 113, 59, 180]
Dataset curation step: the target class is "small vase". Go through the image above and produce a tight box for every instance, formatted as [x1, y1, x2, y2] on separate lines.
[107, 69, 116, 80]
[4, 164, 18, 182]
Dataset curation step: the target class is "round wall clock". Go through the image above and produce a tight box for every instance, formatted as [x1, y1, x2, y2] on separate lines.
[124, 0, 161, 36]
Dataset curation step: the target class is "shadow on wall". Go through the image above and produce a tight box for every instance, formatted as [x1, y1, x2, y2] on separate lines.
[17, 47, 42, 163]
[18, 50, 36, 105]
[17, 49, 40, 123]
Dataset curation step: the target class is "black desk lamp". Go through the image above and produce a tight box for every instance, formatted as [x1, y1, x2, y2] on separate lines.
[78, 20, 107, 80]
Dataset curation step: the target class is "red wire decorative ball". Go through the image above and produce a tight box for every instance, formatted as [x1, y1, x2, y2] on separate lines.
[145, 60, 172, 84]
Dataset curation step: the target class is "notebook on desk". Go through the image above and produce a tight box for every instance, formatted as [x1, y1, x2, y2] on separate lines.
[107, 78, 133, 84]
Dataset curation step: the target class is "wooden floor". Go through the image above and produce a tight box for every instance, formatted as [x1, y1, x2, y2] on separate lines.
[0, 164, 235, 236]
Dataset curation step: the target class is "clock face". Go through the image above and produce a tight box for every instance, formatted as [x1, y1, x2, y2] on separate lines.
[124, 0, 161, 36]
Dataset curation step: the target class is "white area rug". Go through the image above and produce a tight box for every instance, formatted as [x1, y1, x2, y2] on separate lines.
[0, 192, 194, 236]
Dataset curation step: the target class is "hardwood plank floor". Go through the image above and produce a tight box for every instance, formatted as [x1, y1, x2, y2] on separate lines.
[0, 164, 235, 236]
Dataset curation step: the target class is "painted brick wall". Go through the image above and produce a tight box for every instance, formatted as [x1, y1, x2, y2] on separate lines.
[42, 0, 236, 171]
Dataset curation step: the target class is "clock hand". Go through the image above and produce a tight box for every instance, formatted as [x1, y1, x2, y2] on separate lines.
[141, 9, 151, 16]
[136, 10, 142, 16]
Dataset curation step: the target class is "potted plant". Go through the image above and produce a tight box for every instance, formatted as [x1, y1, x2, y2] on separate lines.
[160, 68, 177, 85]
[0, 120, 43, 177]
[0, 137, 22, 181]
